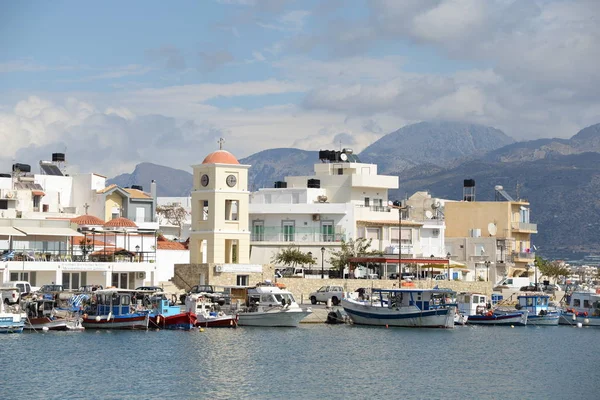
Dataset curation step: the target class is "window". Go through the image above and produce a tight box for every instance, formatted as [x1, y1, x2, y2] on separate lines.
[474, 244, 485, 256]
[0, 200, 8, 209]
[584, 300, 590, 308]
[573, 299, 581, 307]
[10, 272, 28, 282]
[62, 272, 80, 290]
[364, 197, 370, 207]
[236, 275, 249, 286]
[252, 220, 265, 241]
[282, 220, 295, 242]
[366, 227, 380, 240]
[225, 200, 239, 221]
[135, 207, 145, 223]
[111, 207, 120, 220]
[391, 227, 399, 244]
[292, 193, 299, 204]
[201, 200, 209, 221]
[112, 272, 129, 289]
[321, 220, 334, 242]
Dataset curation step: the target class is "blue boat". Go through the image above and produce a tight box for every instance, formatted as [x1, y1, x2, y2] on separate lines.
[82, 289, 149, 330]
[147, 293, 196, 330]
[0, 295, 24, 333]
[515, 294, 560, 325]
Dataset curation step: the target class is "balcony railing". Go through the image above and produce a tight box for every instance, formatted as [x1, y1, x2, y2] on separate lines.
[512, 251, 535, 261]
[0, 248, 156, 263]
[251, 227, 345, 243]
[511, 222, 538, 232]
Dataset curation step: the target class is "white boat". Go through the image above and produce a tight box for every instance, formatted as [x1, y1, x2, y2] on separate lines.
[234, 282, 312, 327]
[342, 288, 456, 328]
[23, 298, 84, 331]
[559, 290, 600, 327]
[185, 294, 238, 328]
[0, 294, 24, 333]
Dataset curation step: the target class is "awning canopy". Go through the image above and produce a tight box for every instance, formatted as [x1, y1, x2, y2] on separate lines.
[0, 226, 26, 237]
[32, 190, 45, 196]
[14, 227, 83, 237]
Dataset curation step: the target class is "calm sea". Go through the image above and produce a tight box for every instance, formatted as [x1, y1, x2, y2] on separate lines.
[1, 325, 598, 400]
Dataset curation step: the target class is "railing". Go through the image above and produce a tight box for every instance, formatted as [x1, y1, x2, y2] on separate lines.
[512, 251, 535, 260]
[0, 248, 156, 263]
[251, 227, 345, 243]
[511, 222, 538, 232]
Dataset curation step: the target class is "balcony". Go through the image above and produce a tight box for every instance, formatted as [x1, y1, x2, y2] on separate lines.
[251, 226, 345, 243]
[0, 248, 156, 263]
[512, 251, 535, 262]
[511, 222, 538, 233]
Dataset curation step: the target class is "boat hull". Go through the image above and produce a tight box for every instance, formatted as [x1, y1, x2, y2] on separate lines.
[24, 317, 84, 331]
[196, 313, 238, 328]
[149, 312, 197, 330]
[467, 312, 528, 326]
[237, 309, 311, 327]
[0, 316, 24, 333]
[342, 299, 455, 328]
[527, 313, 560, 326]
[559, 313, 600, 327]
[82, 313, 149, 330]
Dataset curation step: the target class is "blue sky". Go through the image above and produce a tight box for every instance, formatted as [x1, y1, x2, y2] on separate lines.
[0, 0, 598, 176]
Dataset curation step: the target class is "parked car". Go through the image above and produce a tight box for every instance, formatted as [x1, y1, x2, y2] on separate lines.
[39, 284, 64, 293]
[78, 285, 103, 293]
[135, 286, 164, 301]
[1, 281, 37, 304]
[309, 285, 344, 305]
[179, 285, 229, 306]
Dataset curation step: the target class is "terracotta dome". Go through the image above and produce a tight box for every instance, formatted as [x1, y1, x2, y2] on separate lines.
[103, 217, 138, 228]
[202, 150, 239, 165]
[71, 214, 105, 226]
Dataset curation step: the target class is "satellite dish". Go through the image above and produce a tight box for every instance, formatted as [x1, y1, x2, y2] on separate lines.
[388, 200, 393, 206]
[425, 210, 433, 219]
[431, 200, 441, 209]
[487, 223, 497, 236]
[339, 153, 348, 161]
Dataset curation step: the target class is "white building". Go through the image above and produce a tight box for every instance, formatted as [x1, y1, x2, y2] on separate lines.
[248, 149, 449, 277]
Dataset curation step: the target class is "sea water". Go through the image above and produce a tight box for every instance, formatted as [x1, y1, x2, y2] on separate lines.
[1, 325, 598, 400]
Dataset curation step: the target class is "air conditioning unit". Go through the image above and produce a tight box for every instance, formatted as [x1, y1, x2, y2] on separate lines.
[432, 229, 440, 236]
[312, 214, 320, 221]
[137, 272, 146, 280]
[215, 265, 223, 272]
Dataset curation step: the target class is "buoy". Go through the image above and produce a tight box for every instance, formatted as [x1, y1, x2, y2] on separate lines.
[510, 325, 514, 328]
[386, 324, 389, 329]
[577, 322, 583, 328]
[42, 326, 49, 331]
[199, 328, 205, 332]
[584, 318, 590, 324]
[95, 316, 101, 322]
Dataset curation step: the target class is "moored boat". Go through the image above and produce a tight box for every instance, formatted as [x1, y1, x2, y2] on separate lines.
[515, 293, 559, 326]
[186, 294, 238, 328]
[23, 298, 84, 331]
[559, 290, 600, 327]
[148, 293, 196, 330]
[0, 294, 24, 334]
[467, 310, 528, 326]
[234, 281, 312, 327]
[342, 288, 456, 328]
[82, 289, 149, 330]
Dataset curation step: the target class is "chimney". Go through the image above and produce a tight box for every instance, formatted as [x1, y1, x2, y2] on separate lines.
[151, 180, 157, 201]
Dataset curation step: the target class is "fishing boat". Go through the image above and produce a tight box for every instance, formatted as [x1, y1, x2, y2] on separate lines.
[559, 290, 600, 327]
[342, 288, 456, 328]
[23, 297, 84, 331]
[148, 292, 196, 330]
[514, 293, 559, 325]
[82, 289, 149, 330]
[456, 292, 528, 326]
[0, 294, 24, 334]
[185, 294, 238, 328]
[234, 281, 312, 327]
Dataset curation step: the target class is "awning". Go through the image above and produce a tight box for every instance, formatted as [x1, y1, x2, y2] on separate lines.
[14, 227, 83, 237]
[32, 190, 45, 196]
[0, 226, 26, 237]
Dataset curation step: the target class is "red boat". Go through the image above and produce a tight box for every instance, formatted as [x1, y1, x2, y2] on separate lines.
[148, 293, 197, 330]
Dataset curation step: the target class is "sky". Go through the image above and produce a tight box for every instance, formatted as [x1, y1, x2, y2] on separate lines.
[1, 0, 599, 177]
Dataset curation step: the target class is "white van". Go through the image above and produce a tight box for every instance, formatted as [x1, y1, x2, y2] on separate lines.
[493, 277, 531, 290]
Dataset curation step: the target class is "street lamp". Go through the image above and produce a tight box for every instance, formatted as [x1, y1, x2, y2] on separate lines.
[446, 252, 451, 281]
[392, 201, 410, 286]
[320, 247, 325, 279]
[484, 260, 491, 282]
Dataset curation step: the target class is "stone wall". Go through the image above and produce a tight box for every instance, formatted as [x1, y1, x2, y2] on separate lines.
[277, 278, 493, 304]
[173, 263, 275, 290]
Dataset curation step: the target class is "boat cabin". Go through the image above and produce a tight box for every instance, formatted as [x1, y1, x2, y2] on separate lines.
[516, 294, 551, 315]
[373, 289, 455, 311]
[565, 291, 600, 316]
[456, 292, 489, 316]
[149, 293, 181, 317]
[247, 285, 297, 308]
[93, 290, 135, 316]
[25, 299, 55, 319]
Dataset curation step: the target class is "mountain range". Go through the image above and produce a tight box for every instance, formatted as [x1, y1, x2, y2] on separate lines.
[107, 120, 600, 261]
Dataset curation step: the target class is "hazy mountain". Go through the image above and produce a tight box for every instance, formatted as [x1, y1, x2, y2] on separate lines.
[239, 148, 317, 190]
[108, 162, 193, 197]
[360, 121, 515, 173]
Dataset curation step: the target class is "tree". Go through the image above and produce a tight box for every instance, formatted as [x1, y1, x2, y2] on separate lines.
[79, 238, 93, 261]
[271, 247, 314, 269]
[156, 203, 189, 238]
[535, 256, 570, 283]
[328, 237, 381, 275]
